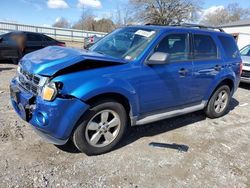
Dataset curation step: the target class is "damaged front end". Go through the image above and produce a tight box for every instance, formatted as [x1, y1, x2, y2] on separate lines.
[10, 46, 126, 144]
[10, 67, 90, 145]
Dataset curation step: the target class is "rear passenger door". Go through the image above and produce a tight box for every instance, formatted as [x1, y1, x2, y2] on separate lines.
[191, 33, 223, 102]
[25, 33, 45, 54]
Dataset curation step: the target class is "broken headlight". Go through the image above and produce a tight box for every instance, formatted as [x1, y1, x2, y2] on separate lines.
[41, 82, 58, 101]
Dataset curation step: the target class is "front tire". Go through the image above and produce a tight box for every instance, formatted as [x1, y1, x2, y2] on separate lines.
[205, 85, 231, 118]
[72, 100, 127, 155]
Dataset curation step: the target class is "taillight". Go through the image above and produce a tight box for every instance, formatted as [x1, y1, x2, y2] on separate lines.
[240, 61, 243, 75]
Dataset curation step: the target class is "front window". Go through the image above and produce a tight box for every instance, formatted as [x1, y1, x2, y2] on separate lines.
[154, 33, 190, 62]
[89, 27, 158, 61]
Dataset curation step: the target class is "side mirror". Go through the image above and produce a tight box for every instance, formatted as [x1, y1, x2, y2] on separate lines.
[146, 52, 170, 65]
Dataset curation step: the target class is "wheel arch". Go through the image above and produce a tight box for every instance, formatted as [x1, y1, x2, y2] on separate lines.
[205, 77, 235, 101]
[82, 91, 139, 126]
[217, 78, 234, 92]
[85, 92, 131, 116]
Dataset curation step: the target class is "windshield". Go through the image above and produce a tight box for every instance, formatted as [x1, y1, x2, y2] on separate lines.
[240, 45, 250, 56]
[89, 27, 158, 61]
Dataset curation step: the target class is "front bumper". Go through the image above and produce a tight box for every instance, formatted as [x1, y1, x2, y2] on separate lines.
[10, 78, 89, 145]
[241, 77, 250, 83]
[241, 70, 250, 83]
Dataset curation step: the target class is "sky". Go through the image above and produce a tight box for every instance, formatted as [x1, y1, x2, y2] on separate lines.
[0, 0, 250, 27]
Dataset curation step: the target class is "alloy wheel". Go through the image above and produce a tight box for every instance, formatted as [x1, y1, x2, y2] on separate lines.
[85, 110, 121, 147]
[214, 90, 229, 113]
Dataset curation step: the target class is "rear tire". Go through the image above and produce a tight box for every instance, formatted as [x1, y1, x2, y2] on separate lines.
[205, 85, 231, 118]
[72, 100, 127, 155]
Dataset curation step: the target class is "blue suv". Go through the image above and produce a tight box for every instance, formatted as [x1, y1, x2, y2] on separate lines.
[10, 25, 242, 155]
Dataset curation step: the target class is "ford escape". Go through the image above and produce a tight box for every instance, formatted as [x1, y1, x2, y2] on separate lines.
[10, 24, 242, 155]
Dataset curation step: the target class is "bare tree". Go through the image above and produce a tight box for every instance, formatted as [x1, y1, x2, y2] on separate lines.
[52, 17, 70, 28]
[72, 9, 96, 31]
[201, 3, 250, 26]
[94, 19, 116, 32]
[72, 14, 115, 32]
[114, 4, 135, 27]
[130, 0, 201, 25]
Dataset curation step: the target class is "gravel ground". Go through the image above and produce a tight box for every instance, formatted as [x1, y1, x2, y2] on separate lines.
[0, 63, 249, 188]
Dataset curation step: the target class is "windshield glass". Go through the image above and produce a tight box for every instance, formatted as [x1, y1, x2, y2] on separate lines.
[240, 45, 250, 56]
[89, 27, 158, 61]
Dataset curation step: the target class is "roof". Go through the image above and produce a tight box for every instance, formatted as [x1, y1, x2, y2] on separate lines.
[221, 18, 250, 28]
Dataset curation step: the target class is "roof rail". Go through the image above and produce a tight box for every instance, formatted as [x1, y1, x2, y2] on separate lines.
[177, 23, 225, 32]
[145, 23, 225, 32]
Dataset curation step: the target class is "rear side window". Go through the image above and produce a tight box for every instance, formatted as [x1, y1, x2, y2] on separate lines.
[27, 33, 44, 41]
[218, 35, 239, 59]
[43, 35, 55, 42]
[193, 34, 218, 60]
[155, 33, 190, 62]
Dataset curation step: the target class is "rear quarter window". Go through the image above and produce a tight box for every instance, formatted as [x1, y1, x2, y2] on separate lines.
[43, 35, 55, 42]
[218, 35, 240, 59]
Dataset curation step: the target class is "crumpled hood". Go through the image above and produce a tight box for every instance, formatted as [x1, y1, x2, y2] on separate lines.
[20, 46, 126, 76]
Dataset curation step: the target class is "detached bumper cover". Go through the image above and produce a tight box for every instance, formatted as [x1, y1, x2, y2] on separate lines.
[10, 79, 89, 145]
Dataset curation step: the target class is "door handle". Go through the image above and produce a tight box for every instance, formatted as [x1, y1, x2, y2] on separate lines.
[178, 68, 189, 76]
[214, 65, 222, 71]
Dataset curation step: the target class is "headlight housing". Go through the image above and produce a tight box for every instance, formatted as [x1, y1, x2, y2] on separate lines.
[41, 82, 58, 101]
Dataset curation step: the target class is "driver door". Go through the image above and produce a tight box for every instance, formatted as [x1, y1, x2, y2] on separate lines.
[139, 32, 196, 115]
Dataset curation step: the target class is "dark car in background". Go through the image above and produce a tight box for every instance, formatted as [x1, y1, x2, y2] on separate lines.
[0, 31, 65, 64]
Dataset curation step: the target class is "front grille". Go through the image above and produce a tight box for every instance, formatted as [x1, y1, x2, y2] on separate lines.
[241, 70, 250, 78]
[17, 68, 41, 95]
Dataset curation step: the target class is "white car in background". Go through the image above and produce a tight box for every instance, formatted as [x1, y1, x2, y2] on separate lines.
[240, 45, 250, 83]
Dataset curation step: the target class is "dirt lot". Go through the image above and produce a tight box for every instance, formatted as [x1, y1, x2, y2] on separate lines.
[0, 63, 249, 188]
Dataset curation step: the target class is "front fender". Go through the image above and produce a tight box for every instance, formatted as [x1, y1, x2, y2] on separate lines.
[54, 75, 140, 117]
